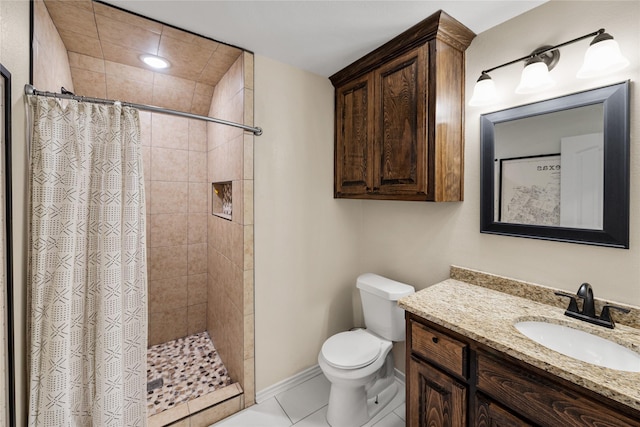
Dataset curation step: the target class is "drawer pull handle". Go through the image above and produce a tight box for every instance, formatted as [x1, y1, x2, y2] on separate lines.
[432, 336, 439, 344]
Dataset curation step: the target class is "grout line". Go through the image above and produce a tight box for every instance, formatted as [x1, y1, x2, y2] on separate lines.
[273, 396, 294, 426]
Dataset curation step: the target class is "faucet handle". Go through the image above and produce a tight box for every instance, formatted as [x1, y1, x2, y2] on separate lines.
[555, 292, 579, 313]
[599, 304, 630, 328]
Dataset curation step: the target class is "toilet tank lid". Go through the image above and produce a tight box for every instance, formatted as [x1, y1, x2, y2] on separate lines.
[356, 273, 415, 301]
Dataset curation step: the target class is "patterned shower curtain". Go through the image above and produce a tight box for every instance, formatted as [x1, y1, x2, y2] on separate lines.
[27, 97, 147, 426]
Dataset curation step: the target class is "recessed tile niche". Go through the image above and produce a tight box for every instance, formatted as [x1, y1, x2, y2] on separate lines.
[212, 182, 232, 220]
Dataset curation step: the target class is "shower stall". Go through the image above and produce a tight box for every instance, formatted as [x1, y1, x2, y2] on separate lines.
[30, 0, 256, 425]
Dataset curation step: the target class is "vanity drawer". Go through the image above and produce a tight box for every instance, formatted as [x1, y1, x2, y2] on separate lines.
[411, 321, 468, 378]
[477, 351, 640, 427]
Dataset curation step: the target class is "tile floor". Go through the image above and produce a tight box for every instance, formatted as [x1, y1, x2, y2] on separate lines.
[147, 332, 233, 416]
[210, 372, 405, 427]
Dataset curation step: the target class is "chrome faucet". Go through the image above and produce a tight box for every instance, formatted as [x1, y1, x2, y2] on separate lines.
[555, 283, 630, 329]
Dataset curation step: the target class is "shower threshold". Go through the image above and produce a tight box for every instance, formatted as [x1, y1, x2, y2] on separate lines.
[147, 331, 240, 423]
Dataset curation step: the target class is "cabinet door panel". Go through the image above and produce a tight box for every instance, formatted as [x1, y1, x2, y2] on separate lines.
[374, 45, 428, 196]
[335, 74, 374, 196]
[409, 357, 466, 427]
[475, 393, 535, 427]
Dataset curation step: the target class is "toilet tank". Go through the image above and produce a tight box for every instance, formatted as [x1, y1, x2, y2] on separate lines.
[357, 273, 415, 342]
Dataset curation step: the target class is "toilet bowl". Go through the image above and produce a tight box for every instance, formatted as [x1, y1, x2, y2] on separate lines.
[318, 274, 414, 427]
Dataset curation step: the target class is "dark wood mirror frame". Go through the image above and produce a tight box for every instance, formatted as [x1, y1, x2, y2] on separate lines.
[1, 62, 15, 426]
[480, 81, 630, 248]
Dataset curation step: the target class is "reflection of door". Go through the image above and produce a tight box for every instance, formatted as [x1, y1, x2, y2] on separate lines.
[560, 133, 603, 229]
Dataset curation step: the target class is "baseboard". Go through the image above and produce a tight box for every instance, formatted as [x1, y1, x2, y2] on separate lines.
[255, 365, 323, 403]
[255, 365, 406, 404]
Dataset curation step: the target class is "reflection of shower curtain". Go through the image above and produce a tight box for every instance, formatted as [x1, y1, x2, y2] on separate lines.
[27, 97, 147, 426]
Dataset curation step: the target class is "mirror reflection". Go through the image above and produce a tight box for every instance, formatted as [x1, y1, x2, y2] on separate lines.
[494, 104, 604, 229]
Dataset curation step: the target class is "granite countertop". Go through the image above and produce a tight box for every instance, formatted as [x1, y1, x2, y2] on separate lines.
[399, 278, 640, 411]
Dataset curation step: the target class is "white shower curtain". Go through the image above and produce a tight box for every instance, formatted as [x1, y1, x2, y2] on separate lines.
[27, 97, 147, 426]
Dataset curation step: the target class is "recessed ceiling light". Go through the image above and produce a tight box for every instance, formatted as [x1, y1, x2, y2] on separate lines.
[140, 54, 170, 69]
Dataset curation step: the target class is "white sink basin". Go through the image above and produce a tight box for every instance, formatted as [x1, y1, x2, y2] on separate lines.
[514, 321, 640, 372]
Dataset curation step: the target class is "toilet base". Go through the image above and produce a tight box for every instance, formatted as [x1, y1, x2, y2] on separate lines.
[326, 381, 398, 427]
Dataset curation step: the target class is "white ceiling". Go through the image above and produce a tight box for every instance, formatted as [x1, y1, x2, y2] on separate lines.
[102, 0, 547, 77]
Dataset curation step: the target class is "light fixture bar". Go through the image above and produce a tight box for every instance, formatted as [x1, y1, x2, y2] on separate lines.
[481, 29, 604, 75]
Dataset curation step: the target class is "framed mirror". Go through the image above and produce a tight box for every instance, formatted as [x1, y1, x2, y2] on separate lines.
[480, 81, 630, 248]
[0, 63, 14, 426]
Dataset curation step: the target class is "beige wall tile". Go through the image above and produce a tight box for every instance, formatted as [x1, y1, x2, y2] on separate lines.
[243, 314, 254, 361]
[187, 273, 207, 305]
[188, 182, 208, 213]
[95, 13, 161, 54]
[152, 85, 193, 118]
[141, 145, 151, 181]
[145, 181, 151, 215]
[147, 402, 189, 427]
[243, 134, 254, 181]
[243, 52, 254, 91]
[191, 83, 214, 116]
[231, 180, 243, 225]
[139, 111, 152, 146]
[188, 214, 207, 244]
[243, 270, 254, 316]
[243, 179, 254, 226]
[150, 214, 188, 247]
[243, 89, 254, 127]
[151, 147, 189, 182]
[243, 358, 255, 407]
[152, 114, 189, 150]
[106, 74, 153, 106]
[59, 29, 102, 58]
[149, 275, 188, 313]
[157, 34, 214, 81]
[93, 2, 163, 34]
[230, 222, 243, 269]
[228, 135, 244, 181]
[148, 245, 187, 281]
[187, 383, 242, 415]
[44, 0, 99, 38]
[150, 181, 188, 214]
[189, 120, 208, 152]
[68, 52, 105, 73]
[105, 60, 153, 82]
[186, 395, 242, 427]
[188, 243, 207, 275]
[189, 151, 207, 182]
[70, 68, 106, 98]
[243, 225, 254, 271]
[101, 41, 149, 71]
[149, 307, 188, 346]
[188, 303, 207, 334]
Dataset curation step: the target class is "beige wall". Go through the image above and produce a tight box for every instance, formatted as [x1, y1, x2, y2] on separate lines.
[360, 0, 640, 303]
[254, 0, 640, 392]
[207, 53, 256, 404]
[145, 112, 209, 346]
[254, 56, 362, 391]
[32, 0, 73, 92]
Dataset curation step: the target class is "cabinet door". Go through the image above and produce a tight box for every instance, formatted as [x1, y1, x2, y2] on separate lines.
[475, 393, 535, 427]
[335, 73, 374, 197]
[374, 44, 428, 197]
[408, 356, 466, 427]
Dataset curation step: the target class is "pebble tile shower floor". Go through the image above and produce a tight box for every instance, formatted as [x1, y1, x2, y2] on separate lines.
[147, 331, 233, 416]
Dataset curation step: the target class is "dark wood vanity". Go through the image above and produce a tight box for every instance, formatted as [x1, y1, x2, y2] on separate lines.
[406, 312, 640, 426]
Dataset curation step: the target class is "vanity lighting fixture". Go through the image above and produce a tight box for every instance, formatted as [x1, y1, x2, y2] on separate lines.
[140, 54, 171, 69]
[469, 29, 629, 106]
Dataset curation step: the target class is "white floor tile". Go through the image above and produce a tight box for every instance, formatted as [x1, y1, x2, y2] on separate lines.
[363, 380, 405, 427]
[210, 397, 292, 427]
[292, 406, 329, 427]
[393, 402, 405, 421]
[276, 374, 331, 424]
[372, 412, 405, 427]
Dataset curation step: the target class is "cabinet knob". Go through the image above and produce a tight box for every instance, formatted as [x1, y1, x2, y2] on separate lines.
[432, 336, 439, 344]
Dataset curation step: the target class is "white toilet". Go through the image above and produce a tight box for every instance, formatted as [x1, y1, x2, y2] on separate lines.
[318, 273, 415, 427]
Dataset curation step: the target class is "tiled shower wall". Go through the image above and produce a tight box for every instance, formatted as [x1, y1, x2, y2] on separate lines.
[144, 114, 209, 346]
[207, 53, 255, 406]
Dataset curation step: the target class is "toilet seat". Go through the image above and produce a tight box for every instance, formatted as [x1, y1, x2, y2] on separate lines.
[321, 330, 383, 369]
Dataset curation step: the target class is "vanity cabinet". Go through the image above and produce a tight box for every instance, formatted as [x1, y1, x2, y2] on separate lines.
[406, 312, 640, 427]
[330, 11, 475, 201]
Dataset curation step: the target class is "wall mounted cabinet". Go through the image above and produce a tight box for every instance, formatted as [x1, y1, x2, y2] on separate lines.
[330, 10, 475, 201]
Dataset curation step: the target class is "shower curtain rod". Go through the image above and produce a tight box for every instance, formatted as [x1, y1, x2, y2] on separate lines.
[24, 84, 263, 136]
